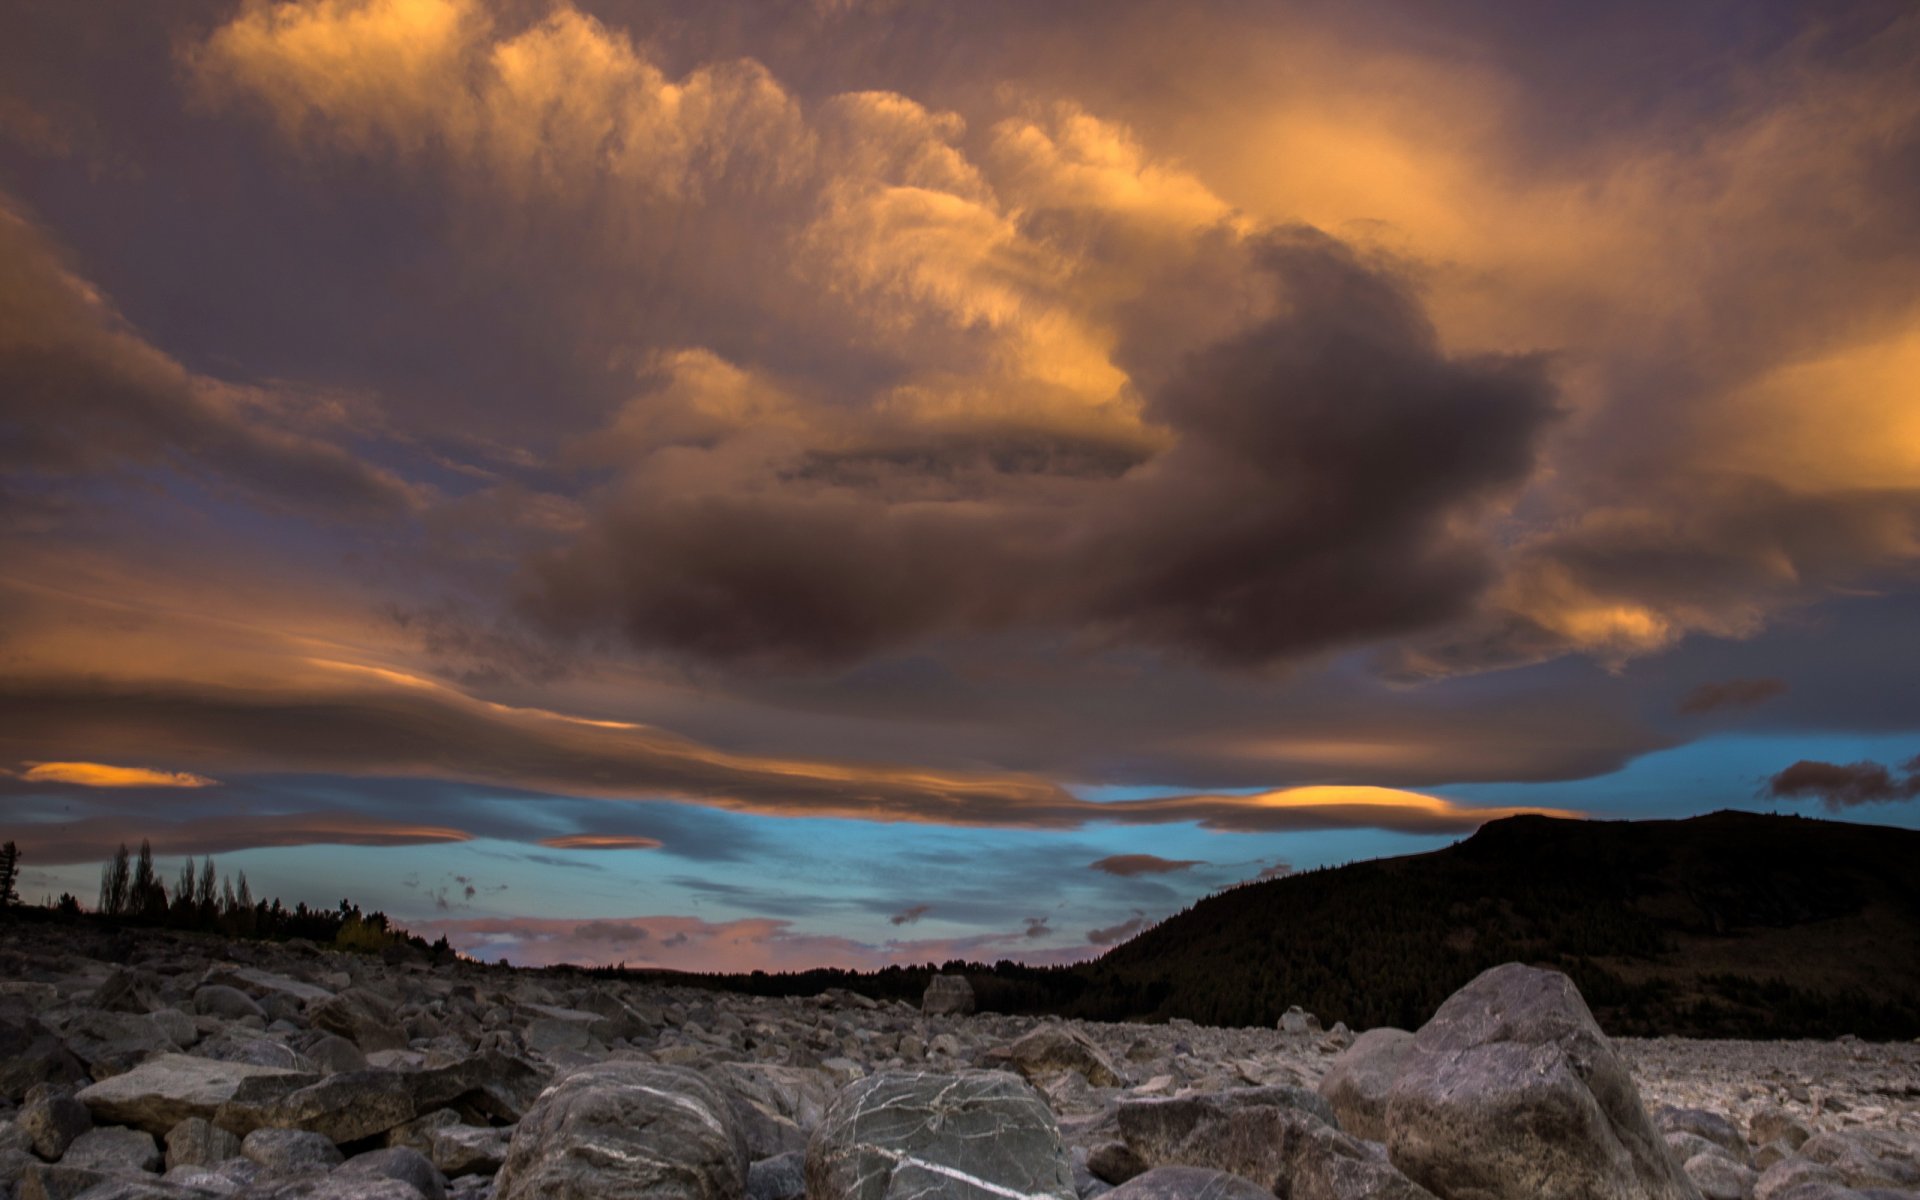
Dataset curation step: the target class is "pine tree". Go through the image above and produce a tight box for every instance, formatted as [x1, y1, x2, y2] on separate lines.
[98, 843, 131, 916]
[196, 858, 218, 922]
[0, 841, 19, 909]
[174, 856, 197, 923]
[131, 840, 167, 921]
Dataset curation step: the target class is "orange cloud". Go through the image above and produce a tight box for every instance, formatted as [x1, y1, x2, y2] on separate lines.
[536, 834, 664, 850]
[19, 761, 217, 788]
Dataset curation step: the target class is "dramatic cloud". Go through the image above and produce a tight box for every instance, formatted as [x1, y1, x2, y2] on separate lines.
[1255, 861, 1295, 881]
[1090, 854, 1204, 877]
[0, 204, 419, 519]
[1766, 756, 1920, 809]
[889, 904, 932, 926]
[535, 834, 663, 850]
[17, 761, 216, 789]
[5, 0, 1920, 963]
[1679, 678, 1789, 715]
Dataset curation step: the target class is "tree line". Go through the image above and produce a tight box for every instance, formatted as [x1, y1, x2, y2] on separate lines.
[1, 837, 453, 961]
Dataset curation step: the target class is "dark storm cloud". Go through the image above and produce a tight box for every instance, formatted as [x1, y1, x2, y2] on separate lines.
[0, 206, 419, 520]
[1679, 678, 1788, 715]
[1089, 854, 1204, 877]
[1766, 756, 1920, 809]
[529, 230, 1556, 671]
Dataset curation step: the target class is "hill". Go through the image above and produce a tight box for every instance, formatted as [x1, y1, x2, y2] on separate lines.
[1058, 809, 1920, 1037]
[645, 810, 1920, 1039]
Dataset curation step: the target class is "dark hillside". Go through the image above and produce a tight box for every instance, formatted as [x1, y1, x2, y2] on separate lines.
[1062, 810, 1920, 1036]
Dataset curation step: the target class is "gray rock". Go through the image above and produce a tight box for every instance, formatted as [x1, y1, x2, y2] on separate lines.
[1750, 1110, 1814, 1153]
[242, 1127, 345, 1174]
[1118, 1085, 1334, 1188]
[0, 1015, 90, 1104]
[1007, 1025, 1127, 1088]
[1102, 1166, 1276, 1200]
[15, 1162, 110, 1200]
[922, 976, 976, 1017]
[748, 1151, 806, 1200]
[50, 1012, 178, 1077]
[301, 1037, 369, 1077]
[193, 988, 265, 1023]
[1659, 1107, 1753, 1167]
[76, 1055, 306, 1135]
[1756, 1157, 1850, 1200]
[1285, 1120, 1438, 1200]
[1278, 1006, 1322, 1036]
[494, 1061, 747, 1200]
[1089, 1141, 1148, 1185]
[806, 1070, 1075, 1200]
[427, 1125, 508, 1178]
[163, 1117, 240, 1171]
[1385, 963, 1702, 1200]
[1317, 1028, 1414, 1143]
[216, 1071, 416, 1144]
[1799, 1131, 1920, 1191]
[61, 1126, 162, 1173]
[336, 1147, 446, 1200]
[19, 1090, 92, 1161]
[310, 992, 407, 1055]
[1687, 1152, 1759, 1200]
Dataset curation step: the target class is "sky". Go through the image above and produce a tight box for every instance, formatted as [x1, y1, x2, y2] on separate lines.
[2, 0, 1918, 972]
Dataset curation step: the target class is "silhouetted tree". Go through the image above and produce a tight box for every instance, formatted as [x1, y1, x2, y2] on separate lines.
[98, 843, 130, 916]
[173, 857, 198, 923]
[0, 841, 19, 909]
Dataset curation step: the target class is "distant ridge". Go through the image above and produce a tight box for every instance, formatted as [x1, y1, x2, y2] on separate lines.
[1064, 809, 1920, 1037]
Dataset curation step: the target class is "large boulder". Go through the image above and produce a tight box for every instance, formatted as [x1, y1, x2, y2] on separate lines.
[76, 1055, 307, 1135]
[1317, 1028, 1414, 1142]
[805, 1070, 1075, 1200]
[215, 1070, 418, 1143]
[1384, 963, 1702, 1200]
[493, 1061, 747, 1200]
[1006, 1025, 1127, 1088]
[1117, 1086, 1433, 1200]
[922, 976, 976, 1017]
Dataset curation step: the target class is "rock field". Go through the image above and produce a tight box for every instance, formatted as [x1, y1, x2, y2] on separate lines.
[1, 924, 1916, 1199]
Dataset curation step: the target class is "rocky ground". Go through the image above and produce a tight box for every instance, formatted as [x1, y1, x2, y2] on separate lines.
[1, 923, 1916, 1199]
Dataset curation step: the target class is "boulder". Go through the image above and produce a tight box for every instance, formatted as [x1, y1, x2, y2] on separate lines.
[336, 1146, 447, 1200]
[1798, 1130, 1920, 1190]
[1749, 1110, 1813, 1153]
[310, 991, 408, 1054]
[922, 976, 976, 1017]
[242, 1127, 345, 1173]
[1317, 1028, 1414, 1142]
[18, 1088, 93, 1160]
[1657, 1107, 1753, 1168]
[1685, 1152, 1759, 1200]
[61, 1125, 163, 1173]
[1385, 963, 1703, 1200]
[1089, 1141, 1148, 1185]
[163, 1116, 240, 1170]
[215, 1070, 417, 1144]
[1007, 1025, 1127, 1088]
[493, 1061, 747, 1200]
[805, 1070, 1075, 1200]
[1278, 1006, 1322, 1036]
[1103, 1166, 1276, 1200]
[193, 987, 266, 1023]
[1117, 1085, 1334, 1187]
[0, 1014, 89, 1103]
[427, 1124, 509, 1178]
[748, 1151, 806, 1200]
[76, 1055, 306, 1135]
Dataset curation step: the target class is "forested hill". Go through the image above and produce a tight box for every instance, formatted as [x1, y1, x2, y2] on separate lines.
[1061, 810, 1920, 1037]
[647, 810, 1920, 1039]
